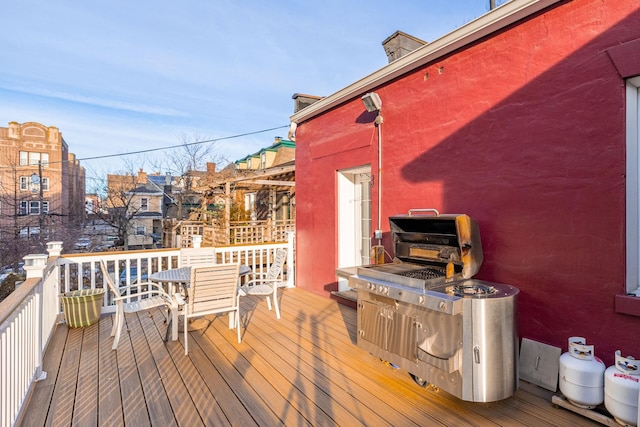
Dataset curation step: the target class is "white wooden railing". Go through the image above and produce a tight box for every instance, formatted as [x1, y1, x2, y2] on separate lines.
[0, 246, 61, 427]
[0, 233, 294, 426]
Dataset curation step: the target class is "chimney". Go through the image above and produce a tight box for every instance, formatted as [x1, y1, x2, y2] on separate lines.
[292, 93, 323, 113]
[382, 31, 427, 63]
[206, 162, 216, 179]
[137, 168, 147, 184]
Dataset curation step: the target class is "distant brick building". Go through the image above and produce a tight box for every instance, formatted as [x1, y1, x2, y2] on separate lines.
[0, 121, 85, 242]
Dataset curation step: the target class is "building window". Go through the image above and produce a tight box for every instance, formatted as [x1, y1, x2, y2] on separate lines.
[140, 197, 148, 211]
[30, 201, 40, 215]
[29, 152, 40, 165]
[626, 76, 640, 295]
[20, 227, 40, 238]
[19, 201, 48, 215]
[19, 176, 48, 191]
[19, 151, 48, 166]
[136, 226, 146, 235]
[20, 176, 29, 191]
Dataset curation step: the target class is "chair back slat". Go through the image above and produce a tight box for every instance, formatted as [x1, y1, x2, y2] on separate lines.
[180, 247, 217, 268]
[265, 249, 287, 281]
[188, 264, 240, 314]
[99, 260, 121, 298]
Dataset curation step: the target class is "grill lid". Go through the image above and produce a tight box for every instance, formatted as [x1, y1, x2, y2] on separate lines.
[389, 208, 483, 279]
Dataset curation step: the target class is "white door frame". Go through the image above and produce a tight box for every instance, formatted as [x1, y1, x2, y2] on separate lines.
[337, 165, 372, 291]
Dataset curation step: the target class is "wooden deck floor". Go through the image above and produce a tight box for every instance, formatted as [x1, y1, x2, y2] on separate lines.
[20, 287, 601, 426]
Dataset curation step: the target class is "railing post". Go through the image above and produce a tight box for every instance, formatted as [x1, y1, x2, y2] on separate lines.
[46, 241, 63, 257]
[23, 253, 49, 382]
[286, 232, 295, 288]
[23, 254, 48, 280]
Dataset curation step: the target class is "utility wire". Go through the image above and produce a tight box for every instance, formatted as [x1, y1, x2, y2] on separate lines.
[77, 124, 289, 162]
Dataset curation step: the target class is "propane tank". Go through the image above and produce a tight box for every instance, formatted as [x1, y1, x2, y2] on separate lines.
[559, 337, 606, 408]
[605, 351, 639, 427]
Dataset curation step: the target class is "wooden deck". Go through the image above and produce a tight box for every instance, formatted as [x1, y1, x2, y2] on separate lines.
[20, 287, 601, 426]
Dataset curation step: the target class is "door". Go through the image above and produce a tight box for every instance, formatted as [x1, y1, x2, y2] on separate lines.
[337, 166, 372, 291]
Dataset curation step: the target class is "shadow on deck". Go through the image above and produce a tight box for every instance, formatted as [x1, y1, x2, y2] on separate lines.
[21, 288, 600, 426]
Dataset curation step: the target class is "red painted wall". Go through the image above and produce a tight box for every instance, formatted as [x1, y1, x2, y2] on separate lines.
[295, 0, 640, 365]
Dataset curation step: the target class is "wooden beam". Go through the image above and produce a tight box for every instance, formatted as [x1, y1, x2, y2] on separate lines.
[245, 179, 295, 187]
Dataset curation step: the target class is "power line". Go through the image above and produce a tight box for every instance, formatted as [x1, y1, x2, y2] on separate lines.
[77, 125, 289, 162]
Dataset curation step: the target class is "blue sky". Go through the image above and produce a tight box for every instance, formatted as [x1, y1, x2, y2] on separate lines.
[1, 1, 501, 185]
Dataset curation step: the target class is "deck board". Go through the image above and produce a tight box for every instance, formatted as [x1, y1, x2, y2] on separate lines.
[73, 323, 99, 426]
[48, 327, 82, 426]
[21, 287, 603, 426]
[97, 314, 124, 427]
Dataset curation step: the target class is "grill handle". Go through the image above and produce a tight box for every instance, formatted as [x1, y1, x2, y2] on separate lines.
[407, 208, 440, 217]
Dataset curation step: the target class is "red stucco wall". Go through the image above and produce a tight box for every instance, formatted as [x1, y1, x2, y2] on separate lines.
[295, 0, 640, 365]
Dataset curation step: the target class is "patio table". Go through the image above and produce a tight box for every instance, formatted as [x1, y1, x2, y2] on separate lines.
[150, 265, 251, 284]
[150, 265, 251, 330]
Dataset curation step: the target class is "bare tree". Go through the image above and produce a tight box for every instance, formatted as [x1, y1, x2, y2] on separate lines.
[86, 159, 148, 251]
[150, 133, 228, 220]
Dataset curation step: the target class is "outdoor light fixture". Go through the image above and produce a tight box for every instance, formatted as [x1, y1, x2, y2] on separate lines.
[361, 92, 382, 112]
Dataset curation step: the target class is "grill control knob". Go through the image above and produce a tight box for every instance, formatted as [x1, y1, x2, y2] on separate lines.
[438, 300, 446, 310]
[382, 286, 389, 295]
[418, 296, 425, 304]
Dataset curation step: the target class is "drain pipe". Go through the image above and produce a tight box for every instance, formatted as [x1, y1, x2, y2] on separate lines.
[361, 92, 384, 246]
[375, 113, 383, 245]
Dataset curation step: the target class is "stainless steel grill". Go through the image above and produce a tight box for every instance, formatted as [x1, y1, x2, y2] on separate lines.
[400, 266, 446, 280]
[348, 209, 519, 402]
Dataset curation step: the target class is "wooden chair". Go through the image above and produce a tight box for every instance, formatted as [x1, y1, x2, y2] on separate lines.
[239, 248, 287, 320]
[180, 247, 217, 268]
[174, 263, 241, 355]
[99, 260, 177, 350]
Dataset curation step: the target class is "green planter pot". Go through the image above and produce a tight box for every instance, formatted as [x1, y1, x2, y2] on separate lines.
[61, 289, 105, 328]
